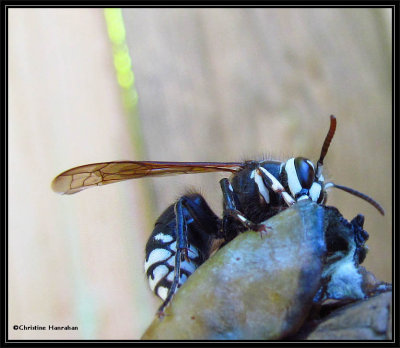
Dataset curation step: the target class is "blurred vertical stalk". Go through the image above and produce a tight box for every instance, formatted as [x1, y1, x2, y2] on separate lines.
[103, 8, 155, 226]
[104, 8, 143, 155]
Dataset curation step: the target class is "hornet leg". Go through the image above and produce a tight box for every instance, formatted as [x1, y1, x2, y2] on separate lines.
[155, 194, 218, 317]
[220, 178, 270, 238]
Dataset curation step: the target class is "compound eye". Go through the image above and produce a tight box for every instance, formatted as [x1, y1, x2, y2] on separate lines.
[294, 157, 315, 189]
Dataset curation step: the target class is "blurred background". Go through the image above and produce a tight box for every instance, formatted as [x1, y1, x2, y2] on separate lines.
[8, 8, 392, 339]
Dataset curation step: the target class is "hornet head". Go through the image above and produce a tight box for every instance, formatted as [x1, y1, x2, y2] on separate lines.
[282, 115, 384, 215]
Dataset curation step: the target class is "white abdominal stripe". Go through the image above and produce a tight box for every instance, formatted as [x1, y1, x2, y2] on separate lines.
[144, 232, 201, 300]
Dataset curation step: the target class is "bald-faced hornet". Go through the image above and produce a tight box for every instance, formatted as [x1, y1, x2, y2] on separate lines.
[52, 115, 384, 317]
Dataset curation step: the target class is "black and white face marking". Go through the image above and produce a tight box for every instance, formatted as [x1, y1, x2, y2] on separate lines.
[283, 157, 323, 203]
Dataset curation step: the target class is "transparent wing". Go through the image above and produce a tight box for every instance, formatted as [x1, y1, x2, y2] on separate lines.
[51, 161, 244, 194]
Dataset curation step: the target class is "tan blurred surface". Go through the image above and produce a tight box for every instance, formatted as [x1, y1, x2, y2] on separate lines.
[9, 8, 391, 340]
[9, 8, 155, 339]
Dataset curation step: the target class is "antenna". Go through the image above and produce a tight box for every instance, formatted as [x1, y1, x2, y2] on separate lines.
[325, 182, 385, 215]
[316, 115, 337, 178]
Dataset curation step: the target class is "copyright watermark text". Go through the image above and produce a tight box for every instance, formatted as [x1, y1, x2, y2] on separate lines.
[13, 324, 78, 331]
